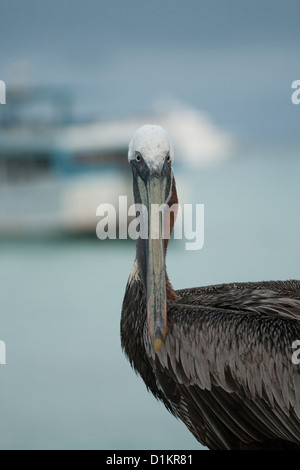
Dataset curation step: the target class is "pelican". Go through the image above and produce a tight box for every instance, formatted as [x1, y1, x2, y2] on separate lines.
[120, 124, 300, 450]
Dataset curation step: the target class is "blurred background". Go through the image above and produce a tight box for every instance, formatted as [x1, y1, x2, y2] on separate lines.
[0, 0, 299, 450]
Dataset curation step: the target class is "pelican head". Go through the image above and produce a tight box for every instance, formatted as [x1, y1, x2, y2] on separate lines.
[128, 125, 175, 352]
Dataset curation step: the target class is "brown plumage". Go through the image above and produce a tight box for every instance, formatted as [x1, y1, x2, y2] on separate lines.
[121, 125, 300, 450]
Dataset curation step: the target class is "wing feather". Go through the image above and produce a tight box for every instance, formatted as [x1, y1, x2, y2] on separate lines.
[144, 281, 300, 448]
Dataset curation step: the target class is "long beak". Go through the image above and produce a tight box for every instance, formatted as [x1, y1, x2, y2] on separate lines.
[145, 175, 168, 352]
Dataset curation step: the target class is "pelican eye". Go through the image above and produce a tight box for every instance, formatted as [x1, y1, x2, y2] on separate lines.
[135, 152, 142, 162]
[166, 153, 171, 163]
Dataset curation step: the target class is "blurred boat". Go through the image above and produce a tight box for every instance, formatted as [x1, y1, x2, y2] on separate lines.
[0, 87, 235, 237]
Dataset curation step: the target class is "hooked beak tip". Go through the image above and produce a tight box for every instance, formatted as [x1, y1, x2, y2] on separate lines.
[152, 326, 166, 352]
[153, 337, 163, 352]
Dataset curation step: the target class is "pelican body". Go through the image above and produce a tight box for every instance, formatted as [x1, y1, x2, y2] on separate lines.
[120, 125, 300, 450]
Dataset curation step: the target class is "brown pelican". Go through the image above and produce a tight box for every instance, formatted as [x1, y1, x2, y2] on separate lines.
[121, 124, 300, 450]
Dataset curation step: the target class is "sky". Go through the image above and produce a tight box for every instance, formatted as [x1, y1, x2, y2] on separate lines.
[1, 0, 300, 143]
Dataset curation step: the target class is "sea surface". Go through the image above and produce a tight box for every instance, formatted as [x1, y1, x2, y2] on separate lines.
[0, 144, 299, 450]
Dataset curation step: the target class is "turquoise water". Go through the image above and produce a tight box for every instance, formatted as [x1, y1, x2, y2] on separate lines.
[0, 145, 299, 450]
